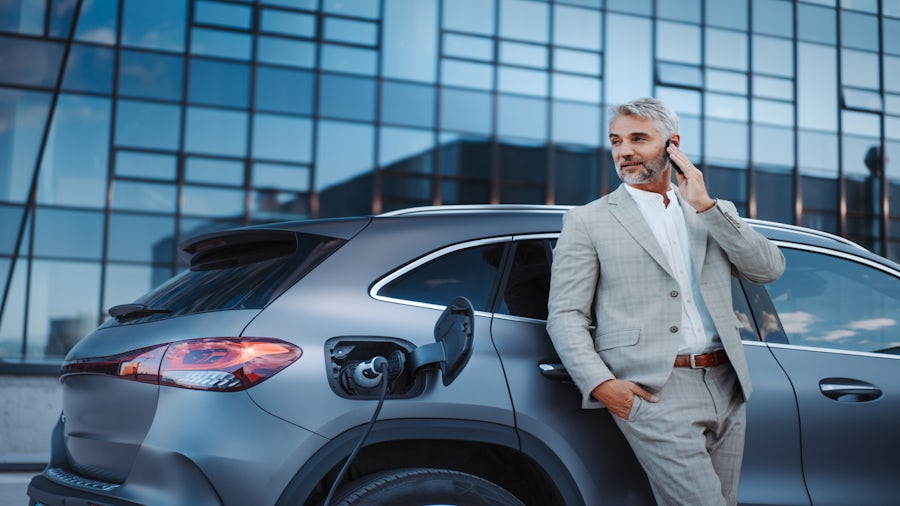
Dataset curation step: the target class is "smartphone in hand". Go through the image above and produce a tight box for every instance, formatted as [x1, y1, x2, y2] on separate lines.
[665, 139, 684, 176]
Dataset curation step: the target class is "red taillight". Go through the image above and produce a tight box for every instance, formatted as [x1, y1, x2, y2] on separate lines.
[61, 338, 302, 392]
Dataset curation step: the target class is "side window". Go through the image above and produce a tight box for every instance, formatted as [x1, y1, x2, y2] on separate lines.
[764, 248, 900, 354]
[376, 242, 504, 311]
[497, 239, 552, 320]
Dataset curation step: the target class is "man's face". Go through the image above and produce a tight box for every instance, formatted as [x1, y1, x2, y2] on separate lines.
[609, 115, 668, 185]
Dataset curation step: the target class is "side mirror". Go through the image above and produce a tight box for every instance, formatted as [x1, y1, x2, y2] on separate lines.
[408, 296, 474, 386]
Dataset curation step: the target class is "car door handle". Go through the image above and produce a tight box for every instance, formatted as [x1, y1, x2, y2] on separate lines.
[539, 362, 571, 382]
[819, 378, 882, 402]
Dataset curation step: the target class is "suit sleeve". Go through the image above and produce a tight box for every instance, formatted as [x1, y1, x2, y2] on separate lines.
[546, 208, 615, 408]
[698, 199, 786, 283]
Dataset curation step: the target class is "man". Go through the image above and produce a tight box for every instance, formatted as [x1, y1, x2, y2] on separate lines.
[546, 97, 785, 505]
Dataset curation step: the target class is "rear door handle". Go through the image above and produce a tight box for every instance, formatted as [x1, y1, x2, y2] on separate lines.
[819, 378, 882, 402]
[539, 362, 571, 382]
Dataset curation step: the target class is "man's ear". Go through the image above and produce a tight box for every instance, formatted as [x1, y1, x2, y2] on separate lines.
[668, 134, 681, 148]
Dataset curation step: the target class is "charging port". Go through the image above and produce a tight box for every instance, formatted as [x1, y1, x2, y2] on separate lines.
[325, 337, 424, 399]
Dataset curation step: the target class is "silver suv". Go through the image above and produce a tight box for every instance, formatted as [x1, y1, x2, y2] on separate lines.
[28, 205, 900, 506]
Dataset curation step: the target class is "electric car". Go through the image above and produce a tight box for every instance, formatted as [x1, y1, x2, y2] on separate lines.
[28, 205, 900, 506]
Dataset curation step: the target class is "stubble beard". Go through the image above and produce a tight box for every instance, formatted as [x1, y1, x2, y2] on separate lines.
[616, 151, 669, 185]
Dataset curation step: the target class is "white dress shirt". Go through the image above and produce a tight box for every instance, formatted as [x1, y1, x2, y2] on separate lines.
[624, 184, 721, 354]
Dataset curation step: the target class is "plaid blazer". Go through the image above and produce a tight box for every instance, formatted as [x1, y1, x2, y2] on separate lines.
[546, 184, 785, 409]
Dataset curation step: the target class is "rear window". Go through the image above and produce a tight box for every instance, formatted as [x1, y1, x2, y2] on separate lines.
[108, 231, 345, 324]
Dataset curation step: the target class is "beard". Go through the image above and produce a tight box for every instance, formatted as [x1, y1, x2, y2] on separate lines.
[616, 150, 669, 185]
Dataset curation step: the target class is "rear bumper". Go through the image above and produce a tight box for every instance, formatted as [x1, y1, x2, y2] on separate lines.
[28, 474, 141, 506]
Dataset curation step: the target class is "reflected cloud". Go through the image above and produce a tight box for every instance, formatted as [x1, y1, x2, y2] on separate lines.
[849, 318, 897, 331]
[777, 311, 814, 334]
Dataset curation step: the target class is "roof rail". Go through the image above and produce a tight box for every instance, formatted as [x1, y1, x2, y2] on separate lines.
[747, 219, 867, 251]
[379, 204, 573, 217]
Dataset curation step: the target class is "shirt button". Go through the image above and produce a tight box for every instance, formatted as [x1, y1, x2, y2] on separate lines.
[669, 326, 679, 333]
[670, 290, 679, 297]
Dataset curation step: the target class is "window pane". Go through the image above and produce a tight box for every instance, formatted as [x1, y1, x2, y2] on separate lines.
[656, 21, 702, 65]
[112, 181, 177, 212]
[554, 48, 600, 75]
[707, 69, 747, 95]
[37, 95, 111, 208]
[841, 49, 879, 89]
[377, 243, 503, 311]
[552, 74, 600, 103]
[323, 0, 379, 19]
[706, 0, 747, 30]
[0, 89, 52, 203]
[766, 249, 900, 354]
[498, 67, 547, 97]
[753, 35, 793, 77]
[754, 75, 793, 100]
[188, 58, 249, 108]
[260, 8, 316, 37]
[190, 28, 252, 60]
[553, 5, 600, 50]
[186, 157, 243, 185]
[498, 95, 546, 141]
[116, 151, 177, 180]
[324, 17, 378, 46]
[704, 119, 749, 167]
[321, 44, 377, 75]
[74, 0, 118, 44]
[552, 101, 600, 146]
[118, 50, 183, 100]
[107, 213, 175, 263]
[28, 260, 101, 360]
[440, 88, 492, 135]
[753, 123, 794, 167]
[381, 80, 435, 128]
[255, 66, 313, 115]
[63, 44, 114, 93]
[34, 208, 103, 260]
[445, 34, 494, 61]
[121, 0, 187, 52]
[0, 0, 44, 36]
[442, 60, 493, 90]
[252, 114, 313, 163]
[195, 0, 252, 29]
[841, 11, 878, 51]
[500, 41, 548, 68]
[500, 0, 549, 43]
[182, 186, 244, 217]
[0, 37, 64, 88]
[379, 127, 434, 168]
[706, 29, 748, 71]
[319, 74, 376, 121]
[258, 36, 316, 67]
[253, 163, 309, 192]
[554, 145, 599, 203]
[497, 239, 551, 320]
[797, 43, 838, 132]
[185, 107, 248, 156]
[115, 100, 182, 150]
[753, 0, 793, 37]
[383, 0, 437, 82]
[443, 0, 495, 35]
[657, 0, 700, 23]
[798, 4, 836, 44]
[104, 264, 170, 315]
[315, 120, 374, 192]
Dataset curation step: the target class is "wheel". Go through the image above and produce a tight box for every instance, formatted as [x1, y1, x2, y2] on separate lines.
[331, 467, 524, 506]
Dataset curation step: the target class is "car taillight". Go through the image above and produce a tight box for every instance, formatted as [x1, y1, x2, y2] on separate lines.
[61, 338, 302, 392]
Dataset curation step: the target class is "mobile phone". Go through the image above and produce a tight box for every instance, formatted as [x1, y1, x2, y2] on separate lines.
[665, 139, 684, 176]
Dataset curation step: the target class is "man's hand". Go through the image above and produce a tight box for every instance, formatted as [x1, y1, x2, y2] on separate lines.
[666, 143, 716, 212]
[591, 379, 660, 419]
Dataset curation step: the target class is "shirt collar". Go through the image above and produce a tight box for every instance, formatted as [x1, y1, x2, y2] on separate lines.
[624, 183, 679, 209]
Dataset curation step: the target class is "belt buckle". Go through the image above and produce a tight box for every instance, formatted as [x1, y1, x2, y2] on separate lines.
[689, 353, 701, 369]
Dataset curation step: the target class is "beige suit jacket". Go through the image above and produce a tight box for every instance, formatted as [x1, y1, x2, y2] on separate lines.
[546, 184, 785, 409]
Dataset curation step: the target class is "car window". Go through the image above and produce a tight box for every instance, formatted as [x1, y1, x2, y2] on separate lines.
[763, 248, 900, 354]
[376, 242, 504, 311]
[497, 239, 552, 320]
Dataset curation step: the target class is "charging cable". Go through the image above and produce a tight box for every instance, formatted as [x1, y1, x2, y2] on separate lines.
[322, 357, 390, 506]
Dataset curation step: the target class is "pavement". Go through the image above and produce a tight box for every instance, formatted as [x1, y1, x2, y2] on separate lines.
[0, 472, 36, 505]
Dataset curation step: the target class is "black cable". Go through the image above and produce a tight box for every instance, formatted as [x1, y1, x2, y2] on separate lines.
[322, 360, 389, 506]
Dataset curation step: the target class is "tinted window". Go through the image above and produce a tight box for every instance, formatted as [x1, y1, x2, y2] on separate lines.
[764, 248, 900, 354]
[377, 242, 504, 311]
[497, 240, 551, 320]
[108, 232, 345, 324]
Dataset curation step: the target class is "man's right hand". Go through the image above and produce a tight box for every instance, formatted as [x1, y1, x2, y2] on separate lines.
[591, 379, 660, 419]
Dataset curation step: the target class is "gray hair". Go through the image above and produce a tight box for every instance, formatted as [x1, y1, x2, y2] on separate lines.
[608, 97, 679, 140]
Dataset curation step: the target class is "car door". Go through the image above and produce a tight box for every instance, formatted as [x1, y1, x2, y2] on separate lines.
[753, 244, 900, 506]
[489, 236, 807, 505]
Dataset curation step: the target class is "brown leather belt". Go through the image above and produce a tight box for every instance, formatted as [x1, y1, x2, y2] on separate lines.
[674, 349, 729, 368]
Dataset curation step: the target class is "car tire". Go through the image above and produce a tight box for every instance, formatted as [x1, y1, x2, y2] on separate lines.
[331, 467, 524, 506]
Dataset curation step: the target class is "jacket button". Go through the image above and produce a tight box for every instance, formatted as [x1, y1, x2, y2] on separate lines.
[670, 290, 678, 297]
[669, 326, 679, 333]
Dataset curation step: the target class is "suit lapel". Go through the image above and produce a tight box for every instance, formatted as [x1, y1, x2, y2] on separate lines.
[607, 185, 675, 278]
[675, 188, 709, 275]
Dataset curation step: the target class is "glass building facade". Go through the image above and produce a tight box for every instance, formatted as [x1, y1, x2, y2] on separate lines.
[2, 0, 900, 368]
